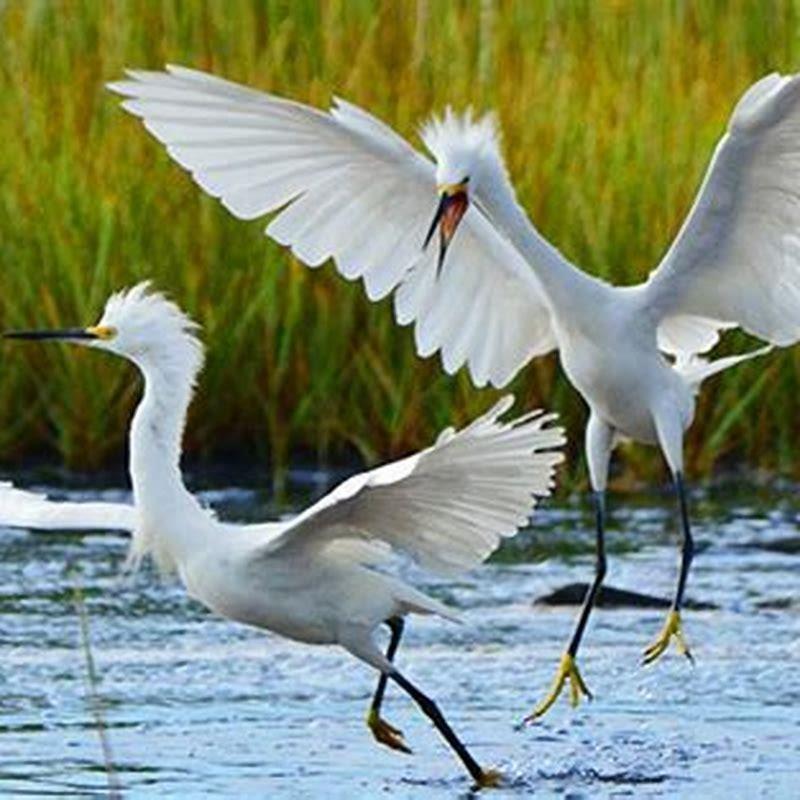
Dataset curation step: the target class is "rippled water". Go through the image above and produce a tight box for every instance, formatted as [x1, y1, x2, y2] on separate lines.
[1, 472, 798, 798]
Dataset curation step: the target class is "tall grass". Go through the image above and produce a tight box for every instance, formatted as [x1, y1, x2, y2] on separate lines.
[0, 0, 798, 486]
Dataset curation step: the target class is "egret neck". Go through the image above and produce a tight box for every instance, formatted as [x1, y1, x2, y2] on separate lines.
[128, 351, 208, 571]
[476, 155, 605, 314]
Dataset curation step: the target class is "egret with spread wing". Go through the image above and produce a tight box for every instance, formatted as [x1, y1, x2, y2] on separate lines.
[2, 284, 564, 787]
[108, 68, 796, 717]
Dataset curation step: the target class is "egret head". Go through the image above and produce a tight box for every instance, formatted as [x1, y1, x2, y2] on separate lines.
[4, 282, 204, 382]
[421, 109, 503, 272]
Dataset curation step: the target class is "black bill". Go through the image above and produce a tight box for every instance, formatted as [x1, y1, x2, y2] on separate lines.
[423, 189, 469, 276]
[3, 328, 98, 341]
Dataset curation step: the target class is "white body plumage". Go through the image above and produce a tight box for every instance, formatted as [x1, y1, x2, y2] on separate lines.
[0, 285, 565, 672]
[0, 285, 565, 781]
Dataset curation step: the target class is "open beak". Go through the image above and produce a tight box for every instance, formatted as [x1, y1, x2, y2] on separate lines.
[423, 182, 469, 276]
[3, 326, 106, 342]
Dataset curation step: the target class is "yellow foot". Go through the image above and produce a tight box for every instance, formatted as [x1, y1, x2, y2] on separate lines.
[473, 767, 503, 790]
[367, 709, 412, 754]
[642, 609, 694, 666]
[523, 652, 592, 723]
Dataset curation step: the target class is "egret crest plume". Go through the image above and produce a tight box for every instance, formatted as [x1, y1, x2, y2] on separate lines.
[97, 282, 204, 379]
[421, 108, 503, 179]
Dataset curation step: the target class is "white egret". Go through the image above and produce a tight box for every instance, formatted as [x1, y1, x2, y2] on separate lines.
[1, 283, 565, 787]
[108, 67, 796, 717]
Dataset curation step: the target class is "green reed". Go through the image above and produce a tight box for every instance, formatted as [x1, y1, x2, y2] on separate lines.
[0, 0, 798, 487]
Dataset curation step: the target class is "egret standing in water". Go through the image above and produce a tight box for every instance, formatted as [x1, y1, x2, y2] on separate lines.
[109, 67, 798, 716]
[1, 284, 565, 787]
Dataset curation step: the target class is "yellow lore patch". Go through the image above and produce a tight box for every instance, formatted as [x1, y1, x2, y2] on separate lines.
[86, 325, 117, 340]
[438, 180, 469, 197]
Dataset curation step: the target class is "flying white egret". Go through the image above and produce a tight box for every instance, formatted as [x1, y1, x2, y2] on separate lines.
[1, 283, 565, 787]
[107, 67, 796, 717]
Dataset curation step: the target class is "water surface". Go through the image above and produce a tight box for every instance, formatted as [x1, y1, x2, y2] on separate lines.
[1, 473, 798, 798]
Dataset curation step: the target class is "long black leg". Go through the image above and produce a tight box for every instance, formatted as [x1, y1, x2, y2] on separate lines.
[366, 618, 412, 754]
[642, 471, 694, 665]
[370, 617, 404, 718]
[525, 490, 604, 720]
[390, 670, 496, 787]
[567, 490, 607, 659]
[672, 472, 694, 612]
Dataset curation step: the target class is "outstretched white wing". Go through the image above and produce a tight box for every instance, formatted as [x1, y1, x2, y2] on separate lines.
[0, 482, 135, 531]
[108, 65, 555, 387]
[249, 396, 564, 575]
[647, 73, 800, 354]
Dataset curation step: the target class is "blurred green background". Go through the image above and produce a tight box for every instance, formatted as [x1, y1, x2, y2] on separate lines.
[0, 0, 798, 487]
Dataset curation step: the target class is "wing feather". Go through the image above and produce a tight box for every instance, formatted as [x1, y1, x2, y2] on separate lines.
[109, 65, 556, 386]
[247, 396, 565, 575]
[646, 72, 800, 353]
